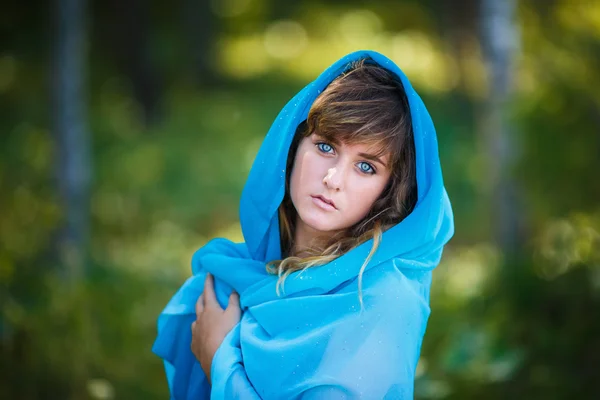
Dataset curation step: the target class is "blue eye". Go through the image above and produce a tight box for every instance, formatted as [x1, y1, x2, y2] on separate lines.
[317, 142, 334, 154]
[358, 162, 375, 174]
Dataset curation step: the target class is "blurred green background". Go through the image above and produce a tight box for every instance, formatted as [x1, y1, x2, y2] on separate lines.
[1, 0, 599, 399]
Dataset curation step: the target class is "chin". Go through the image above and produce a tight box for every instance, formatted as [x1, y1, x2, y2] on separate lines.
[298, 211, 340, 233]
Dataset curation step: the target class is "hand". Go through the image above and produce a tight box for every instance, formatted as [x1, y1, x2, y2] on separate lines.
[191, 273, 241, 385]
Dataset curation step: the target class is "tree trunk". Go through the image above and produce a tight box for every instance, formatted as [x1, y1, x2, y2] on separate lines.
[109, 0, 163, 124]
[480, 0, 523, 254]
[437, 0, 480, 94]
[52, 0, 91, 279]
[51, 0, 91, 394]
[182, 0, 217, 87]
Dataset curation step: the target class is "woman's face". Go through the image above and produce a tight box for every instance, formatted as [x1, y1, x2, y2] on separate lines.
[289, 133, 391, 239]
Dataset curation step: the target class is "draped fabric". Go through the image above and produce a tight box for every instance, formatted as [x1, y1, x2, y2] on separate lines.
[152, 50, 454, 399]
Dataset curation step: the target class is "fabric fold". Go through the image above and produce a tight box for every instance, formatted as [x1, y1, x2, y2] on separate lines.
[153, 49, 454, 399]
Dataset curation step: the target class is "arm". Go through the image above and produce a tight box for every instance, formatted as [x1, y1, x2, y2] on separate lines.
[209, 324, 262, 400]
[191, 274, 241, 385]
[191, 274, 262, 399]
[296, 280, 426, 400]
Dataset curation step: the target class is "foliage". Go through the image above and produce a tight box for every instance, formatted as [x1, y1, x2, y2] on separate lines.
[1, 0, 599, 398]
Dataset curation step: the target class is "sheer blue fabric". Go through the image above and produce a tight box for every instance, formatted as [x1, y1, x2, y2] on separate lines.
[152, 50, 454, 399]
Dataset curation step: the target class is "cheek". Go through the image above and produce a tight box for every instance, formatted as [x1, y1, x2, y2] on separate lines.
[290, 151, 326, 195]
[348, 177, 389, 213]
[289, 149, 311, 200]
[289, 159, 301, 200]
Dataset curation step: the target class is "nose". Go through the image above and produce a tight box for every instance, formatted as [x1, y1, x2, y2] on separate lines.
[323, 166, 343, 191]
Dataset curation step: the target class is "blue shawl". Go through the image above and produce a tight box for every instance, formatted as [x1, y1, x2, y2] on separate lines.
[152, 50, 454, 399]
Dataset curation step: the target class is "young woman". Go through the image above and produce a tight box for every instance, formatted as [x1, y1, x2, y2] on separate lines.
[153, 50, 454, 399]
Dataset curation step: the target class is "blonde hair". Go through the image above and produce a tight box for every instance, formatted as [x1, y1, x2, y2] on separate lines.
[267, 59, 417, 306]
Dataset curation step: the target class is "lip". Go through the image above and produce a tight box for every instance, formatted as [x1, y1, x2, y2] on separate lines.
[311, 195, 337, 211]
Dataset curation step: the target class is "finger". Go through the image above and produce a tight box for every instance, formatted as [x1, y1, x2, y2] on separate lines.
[195, 293, 203, 317]
[225, 290, 242, 320]
[203, 273, 219, 308]
[191, 321, 196, 333]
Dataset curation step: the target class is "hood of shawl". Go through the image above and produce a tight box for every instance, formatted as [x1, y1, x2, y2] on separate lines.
[239, 50, 454, 269]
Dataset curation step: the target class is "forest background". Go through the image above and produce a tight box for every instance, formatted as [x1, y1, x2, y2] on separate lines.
[1, 0, 599, 399]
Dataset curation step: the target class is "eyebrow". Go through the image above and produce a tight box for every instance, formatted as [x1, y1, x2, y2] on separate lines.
[313, 132, 341, 146]
[358, 152, 388, 168]
[313, 133, 388, 167]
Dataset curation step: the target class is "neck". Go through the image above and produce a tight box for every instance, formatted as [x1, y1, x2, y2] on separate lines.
[292, 217, 325, 257]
